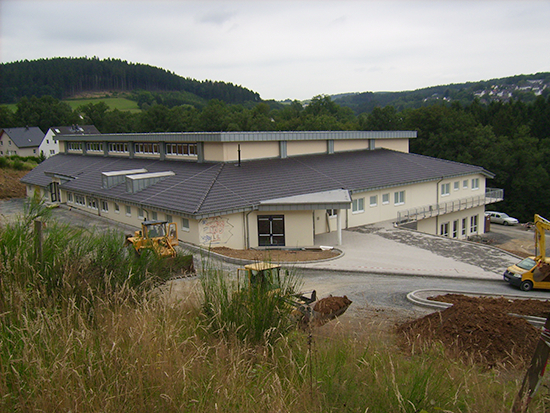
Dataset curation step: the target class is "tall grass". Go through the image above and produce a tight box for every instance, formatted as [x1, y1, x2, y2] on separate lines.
[0, 197, 542, 412]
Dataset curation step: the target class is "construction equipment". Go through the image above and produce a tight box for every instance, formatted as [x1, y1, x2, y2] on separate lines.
[503, 214, 550, 291]
[237, 262, 352, 326]
[126, 220, 179, 258]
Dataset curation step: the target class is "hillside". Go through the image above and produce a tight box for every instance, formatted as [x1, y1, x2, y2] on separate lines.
[0, 57, 261, 106]
[333, 72, 550, 114]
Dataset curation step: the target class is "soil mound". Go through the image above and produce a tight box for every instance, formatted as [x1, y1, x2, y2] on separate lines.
[398, 295, 547, 367]
[314, 295, 352, 315]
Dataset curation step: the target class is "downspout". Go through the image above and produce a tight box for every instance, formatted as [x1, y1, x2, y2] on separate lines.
[435, 177, 443, 234]
[245, 209, 254, 249]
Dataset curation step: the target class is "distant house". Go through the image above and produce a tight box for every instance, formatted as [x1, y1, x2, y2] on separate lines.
[21, 130, 504, 249]
[0, 127, 44, 157]
[41, 125, 100, 158]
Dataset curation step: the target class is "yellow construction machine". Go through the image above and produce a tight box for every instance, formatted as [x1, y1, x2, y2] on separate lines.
[126, 220, 179, 258]
[237, 262, 352, 326]
[503, 214, 550, 291]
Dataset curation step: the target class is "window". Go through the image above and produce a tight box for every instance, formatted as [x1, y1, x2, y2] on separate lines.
[67, 192, 73, 202]
[454, 181, 459, 191]
[470, 215, 478, 233]
[352, 198, 364, 213]
[126, 206, 131, 216]
[135, 142, 159, 154]
[471, 178, 479, 190]
[87, 197, 97, 210]
[461, 218, 467, 236]
[452, 220, 459, 238]
[181, 217, 190, 231]
[138, 208, 144, 219]
[166, 143, 198, 156]
[33, 149, 36, 154]
[382, 193, 389, 204]
[50, 149, 55, 155]
[258, 215, 285, 246]
[67, 142, 83, 151]
[463, 180, 468, 189]
[369, 195, 377, 207]
[101, 201, 109, 213]
[441, 183, 450, 196]
[86, 142, 102, 152]
[75, 194, 85, 206]
[394, 191, 405, 205]
[109, 143, 129, 153]
[151, 211, 158, 220]
[440, 222, 449, 237]
[326, 209, 337, 216]
[114, 203, 120, 213]
[166, 214, 172, 223]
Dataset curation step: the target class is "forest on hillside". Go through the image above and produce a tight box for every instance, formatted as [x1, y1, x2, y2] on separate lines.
[0, 57, 261, 105]
[1, 94, 549, 223]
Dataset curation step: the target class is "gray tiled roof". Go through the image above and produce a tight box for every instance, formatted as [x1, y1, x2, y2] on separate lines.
[21, 149, 492, 218]
[1, 127, 44, 148]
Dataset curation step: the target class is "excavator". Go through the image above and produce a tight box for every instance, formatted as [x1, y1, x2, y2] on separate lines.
[237, 262, 352, 326]
[503, 214, 550, 291]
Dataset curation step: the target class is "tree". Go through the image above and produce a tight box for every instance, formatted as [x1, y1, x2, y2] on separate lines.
[14, 96, 78, 131]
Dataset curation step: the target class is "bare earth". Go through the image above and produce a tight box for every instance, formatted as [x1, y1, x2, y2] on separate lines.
[210, 246, 340, 262]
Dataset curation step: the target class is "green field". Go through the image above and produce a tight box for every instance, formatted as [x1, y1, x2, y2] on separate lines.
[64, 97, 140, 112]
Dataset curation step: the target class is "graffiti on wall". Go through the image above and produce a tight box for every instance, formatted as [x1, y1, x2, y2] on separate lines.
[199, 216, 234, 245]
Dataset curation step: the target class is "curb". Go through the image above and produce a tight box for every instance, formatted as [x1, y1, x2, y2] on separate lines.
[407, 289, 547, 328]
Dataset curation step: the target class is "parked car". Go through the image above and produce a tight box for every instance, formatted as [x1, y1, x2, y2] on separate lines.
[485, 211, 519, 226]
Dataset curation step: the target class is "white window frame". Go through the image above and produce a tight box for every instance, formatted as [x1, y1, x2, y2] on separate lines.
[352, 198, 364, 214]
[114, 203, 120, 213]
[394, 191, 405, 206]
[441, 183, 450, 197]
[369, 195, 377, 207]
[461, 217, 467, 236]
[440, 222, 449, 237]
[454, 181, 459, 191]
[181, 217, 190, 232]
[463, 179, 468, 189]
[126, 206, 132, 217]
[471, 178, 479, 190]
[470, 215, 478, 233]
[165, 214, 172, 223]
[101, 200, 109, 213]
[382, 193, 389, 205]
[138, 208, 144, 220]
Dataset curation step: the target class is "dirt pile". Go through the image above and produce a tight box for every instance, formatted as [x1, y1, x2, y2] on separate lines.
[314, 295, 352, 315]
[0, 169, 27, 199]
[398, 295, 549, 367]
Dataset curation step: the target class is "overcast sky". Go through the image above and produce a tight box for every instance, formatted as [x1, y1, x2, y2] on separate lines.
[1, 0, 549, 101]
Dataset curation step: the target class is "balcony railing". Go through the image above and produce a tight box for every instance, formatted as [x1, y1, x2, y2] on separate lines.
[396, 188, 503, 224]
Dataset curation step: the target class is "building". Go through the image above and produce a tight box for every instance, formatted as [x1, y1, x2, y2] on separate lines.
[41, 125, 100, 158]
[21, 131, 503, 249]
[0, 127, 44, 157]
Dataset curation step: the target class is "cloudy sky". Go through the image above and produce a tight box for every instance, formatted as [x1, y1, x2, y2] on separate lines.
[1, 0, 549, 101]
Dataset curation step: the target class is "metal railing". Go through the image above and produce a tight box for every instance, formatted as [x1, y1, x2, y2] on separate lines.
[396, 188, 503, 224]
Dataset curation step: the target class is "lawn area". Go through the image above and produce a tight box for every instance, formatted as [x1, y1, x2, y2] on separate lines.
[64, 96, 141, 112]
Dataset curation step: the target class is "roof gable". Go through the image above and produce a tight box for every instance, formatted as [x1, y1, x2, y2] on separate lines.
[2, 127, 44, 148]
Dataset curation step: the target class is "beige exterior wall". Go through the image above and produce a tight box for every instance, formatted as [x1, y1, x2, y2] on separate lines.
[416, 206, 485, 239]
[374, 138, 409, 153]
[333, 139, 370, 153]
[287, 140, 326, 157]
[211, 141, 280, 162]
[197, 213, 246, 249]
[247, 210, 314, 249]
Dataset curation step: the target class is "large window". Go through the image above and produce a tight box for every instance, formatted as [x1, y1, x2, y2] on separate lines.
[258, 215, 285, 246]
[440, 222, 449, 237]
[86, 142, 102, 152]
[67, 142, 83, 151]
[470, 215, 478, 233]
[109, 143, 129, 153]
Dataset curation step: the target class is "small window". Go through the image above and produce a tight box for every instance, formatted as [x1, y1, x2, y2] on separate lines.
[101, 201, 108, 213]
[181, 217, 190, 231]
[115, 203, 120, 213]
[67, 192, 73, 202]
[452, 220, 458, 238]
[463, 180, 468, 189]
[382, 193, 389, 205]
[352, 198, 364, 213]
[152, 211, 158, 220]
[471, 178, 479, 190]
[166, 214, 172, 223]
[441, 183, 450, 196]
[461, 218, 467, 236]
[369, 195, 377, 207]
[454, 181, 459, 191]
[126, 206, 131, 216]
[394, 191, 405, 205]
[326, 209, 337, 216]
[440, 222, 449, 237]
[138, 208, 144, 219]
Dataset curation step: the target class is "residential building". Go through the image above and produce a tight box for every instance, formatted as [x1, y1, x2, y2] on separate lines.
[21, 131, 503, 249]
[0, 127, 44, 157]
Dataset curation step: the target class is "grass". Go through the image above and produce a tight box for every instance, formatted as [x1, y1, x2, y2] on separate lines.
[0, 196, 547, 412]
